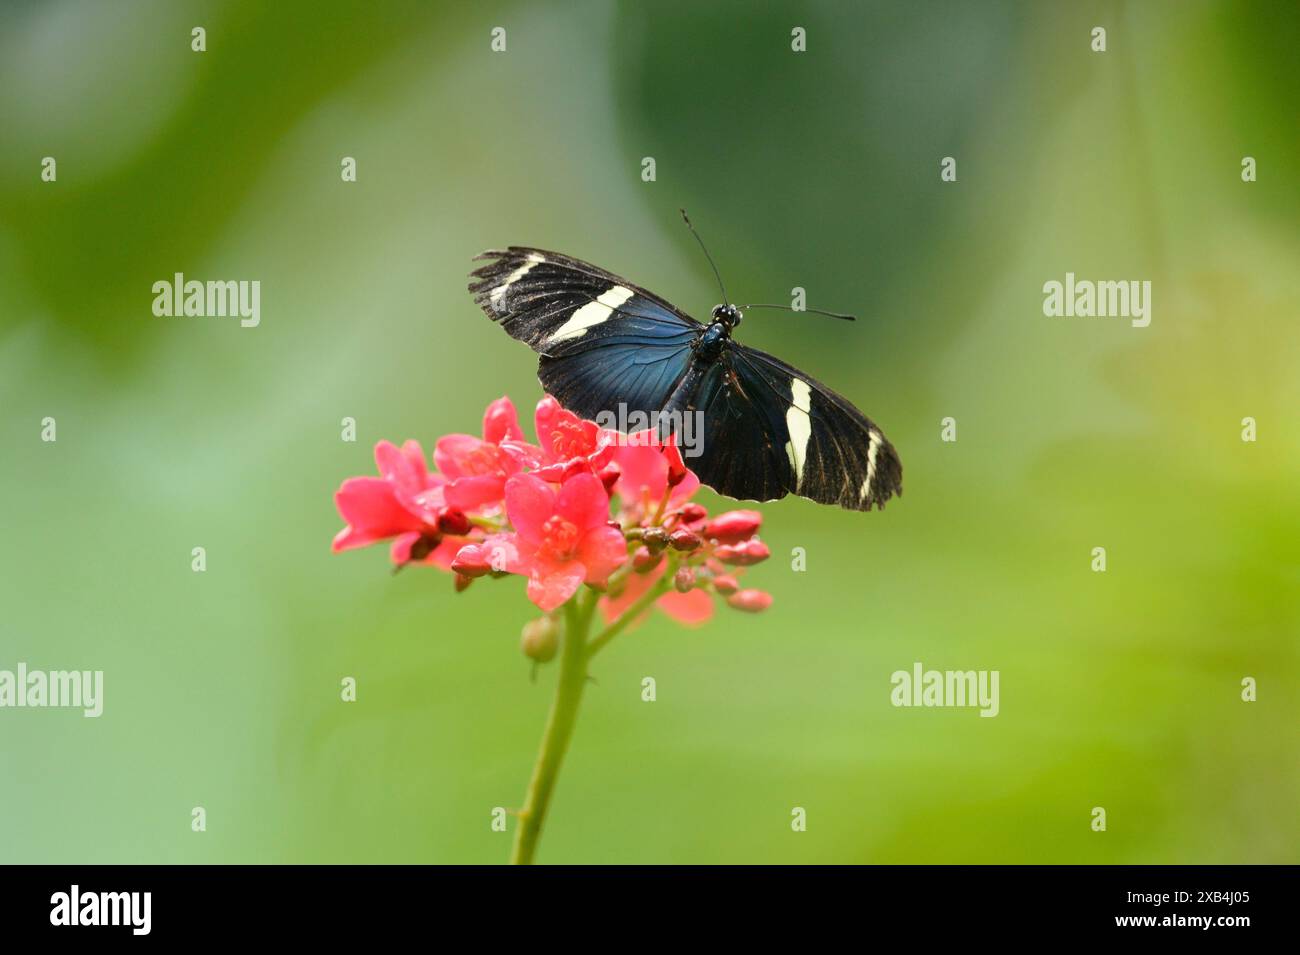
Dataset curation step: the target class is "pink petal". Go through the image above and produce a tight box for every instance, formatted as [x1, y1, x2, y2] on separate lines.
[332, 477, 421, 551]
[555, 472, 611, 532]
[668, 471, 700, 506]
[482, 396, 524, 444]
[527, 561, 585, 612]
[404, 484, 447, 524]
[613, 441, 668, 502]
[400, 439, 430, 479]
[432, 433, 481, 480]
[657, 588, 714, 625]
[500, 439, 543, 470]
[599, 564, 663, 622]
[504, 473, 557, 546]
[534, 396, 600, 464]
[577, 525, 628, 585]
[445, 474, 507, 510]
[374, 440, 428, 492]
[533, 396, 564, 452]
[587, 430, 618, 470]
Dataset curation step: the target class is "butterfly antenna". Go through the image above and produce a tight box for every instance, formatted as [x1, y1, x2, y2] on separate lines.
[739, 303, 857, 322]
[679, 209, 729, 306]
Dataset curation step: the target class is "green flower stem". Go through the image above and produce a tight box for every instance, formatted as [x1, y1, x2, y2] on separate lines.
[509, 563, 674, 864]
[510, 591, 596, 865]
[585, 571, 672, 660]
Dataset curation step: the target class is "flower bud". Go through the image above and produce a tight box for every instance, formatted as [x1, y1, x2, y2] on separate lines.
[632, 546, 663, 574]
[727, 589, 772, 613]
[713, 538, 770, 566]
[703, 509, 762, 544]
[668, 528, 701, 552]
[450, 543, 492, 578]
[598, 464, 622, 494]
[437, 507, 472, 536]
[641, 526, 670, 552]
[673, 566, 696, 593]
[521, 617, 559, 662]
[677, 502, 708, 524]
[712, 574, 739, 595]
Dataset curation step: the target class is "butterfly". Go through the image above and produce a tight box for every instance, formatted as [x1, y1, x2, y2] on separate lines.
[467, 214, 902, 512]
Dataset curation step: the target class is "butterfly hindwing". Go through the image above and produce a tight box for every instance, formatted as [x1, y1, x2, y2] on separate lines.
[728, 348, 909, 511]
[687, 356, 797, 505]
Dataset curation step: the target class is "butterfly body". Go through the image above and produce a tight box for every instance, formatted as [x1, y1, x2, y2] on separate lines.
[470, 246, 903, 512]
[692, 320, 730, 363]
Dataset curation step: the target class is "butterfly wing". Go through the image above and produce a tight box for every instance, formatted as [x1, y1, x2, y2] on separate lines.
[470, 247, 701, 356]
[688, 357, 798, 504]
[469, 247, 903, 512]
[689, 344, 902, 511]
[470, 247, 701, 419]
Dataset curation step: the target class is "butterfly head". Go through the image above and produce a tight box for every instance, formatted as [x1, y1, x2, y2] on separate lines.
[711, 303, 743, 330]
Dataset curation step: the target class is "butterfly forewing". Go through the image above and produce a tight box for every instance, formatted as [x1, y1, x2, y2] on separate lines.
[471, 245, 701, 423]
[469, 247, 700, 357]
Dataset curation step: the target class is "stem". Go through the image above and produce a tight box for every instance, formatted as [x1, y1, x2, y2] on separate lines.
[586, 570, 673, 660]
[510, 592, 596, 865]
[509, 557, 677, 863]
[649, 482, 673, 525]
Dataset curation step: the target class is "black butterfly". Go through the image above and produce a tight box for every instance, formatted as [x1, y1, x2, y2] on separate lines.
[468, 218, 902, 512]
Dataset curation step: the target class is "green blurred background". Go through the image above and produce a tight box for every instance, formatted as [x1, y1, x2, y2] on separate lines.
[1, 0, 1296, 864]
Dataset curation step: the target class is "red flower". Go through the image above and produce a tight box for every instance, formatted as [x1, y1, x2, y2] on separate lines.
[332, 393, 776, 629]
[332, 440, 470, 567]
[503, 396, 616, 482]
[503, 472, 627, 611]
[435, 396, 525, 510]
[332, 439, 439, 549]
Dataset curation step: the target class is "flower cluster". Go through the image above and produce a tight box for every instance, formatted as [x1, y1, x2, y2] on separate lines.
[332, 395, 772, 634]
